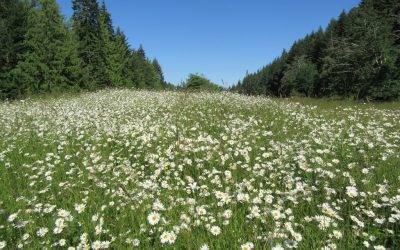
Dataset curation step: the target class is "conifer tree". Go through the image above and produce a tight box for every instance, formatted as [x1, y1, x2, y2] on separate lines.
[100, 1, 114, 37]
[152, 59, 165, 85]
[232, 1, 400, 101]
[137, 45, 146, 60]
[10, 0, 82, 94]
[0, 0, 29, 98]
[130, 45, 162, 89]
[99, 4, 131, 87]
[72, 0, 106, 89]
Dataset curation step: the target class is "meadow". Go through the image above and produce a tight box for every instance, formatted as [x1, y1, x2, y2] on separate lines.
[0, 90, 399, 249]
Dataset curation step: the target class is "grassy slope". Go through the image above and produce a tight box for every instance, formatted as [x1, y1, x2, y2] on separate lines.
[0, 90, 399, 249]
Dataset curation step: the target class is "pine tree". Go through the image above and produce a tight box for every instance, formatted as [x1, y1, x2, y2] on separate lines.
[137, 45, 146, 60]
[0, 0, 30, 98]
[10, 0, 82, 94]
[106, 30, 132, 87]
[130, 46, 162, 89]
[236, 1, 400, 100]
[152, 59, 165, 85]
[72, 0, 106, 89]
[99, 4, 131, 87]
[100, 1, 113, 37]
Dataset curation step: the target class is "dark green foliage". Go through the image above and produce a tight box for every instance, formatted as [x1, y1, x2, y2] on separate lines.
[152, 59, 166, 86]
[0, 0, 29, 98]
[233, 1, 400, 101]
[184, 74, 220, 92]
[10, 0, 82, 95]
[72, 0, 107, 89]
[129, 46, 164, 89]
[282, 56, 318, 97]
[0, 0, 167, 99]
[99, 5, 129, 87]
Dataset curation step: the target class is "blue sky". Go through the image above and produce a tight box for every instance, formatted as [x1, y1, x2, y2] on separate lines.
[57, 0, 360, 86]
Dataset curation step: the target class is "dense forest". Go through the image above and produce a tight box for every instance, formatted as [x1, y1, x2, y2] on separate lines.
[232, 0, 400, 101]
[0, 0, 166, 99]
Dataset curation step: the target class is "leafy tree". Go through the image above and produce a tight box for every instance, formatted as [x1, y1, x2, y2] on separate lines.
[184, 74, 220, 92]
[282, 56, 318, 97]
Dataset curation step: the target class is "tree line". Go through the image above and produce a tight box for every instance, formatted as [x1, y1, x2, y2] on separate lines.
[232, 0, 400, 101]
[0, 0, 167, 100]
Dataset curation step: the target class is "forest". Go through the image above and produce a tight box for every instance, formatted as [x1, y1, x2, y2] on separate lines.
[1, 0, 400, 101]
[232, 0, 400, 101]
[0, 0, 167, 100]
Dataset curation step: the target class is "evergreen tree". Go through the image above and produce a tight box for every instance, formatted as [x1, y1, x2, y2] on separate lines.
[0, 0, 30, 98]
[100, 1, 113, 37]
[99, 4, 132, 87]
[10, 0, 82, 95]
[0, 0, 167, 99]
[152, 59, 165, 85]
[233, 1, 400, 101]
[130, 46, 162, 89]
[137, 45, 146, 60]
[72, 0, 106, 89]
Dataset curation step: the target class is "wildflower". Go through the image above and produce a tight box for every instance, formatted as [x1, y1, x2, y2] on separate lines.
[58, 209, 71, 218]
[200, 244, 209, 250]
[272, 244, 284, 250]
[36, 227, 49, 237]
[59, 239, 66, 246]
[54, 218, 65, 234]
[160, 231, 177, 244]
[210, 225, 221, 236]
[92, 241, 102, 250]
[271, 210, 281, 220]
[241, 242, 254, 250]
[332, 230, 342, 239]
[7, 213, 18, 222]
[223, 209, 232, 219]
[346, 186, 358, 198]
[74, 203, 86, 214]
[132, 239, 140, 246]
[147, 212, 160, 225]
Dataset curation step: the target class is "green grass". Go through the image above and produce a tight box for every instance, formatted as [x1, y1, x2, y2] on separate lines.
[0, 90, 399, 249]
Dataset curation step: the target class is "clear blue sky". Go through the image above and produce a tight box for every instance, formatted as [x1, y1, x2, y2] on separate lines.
[56, 0, 360, 86]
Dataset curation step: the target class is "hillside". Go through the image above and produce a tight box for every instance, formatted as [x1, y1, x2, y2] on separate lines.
[233, 0, 400, 101]
[0, 90, 399, 249]
[0, 0, 166, 100]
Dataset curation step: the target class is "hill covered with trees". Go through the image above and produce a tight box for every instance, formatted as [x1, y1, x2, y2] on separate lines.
[0, 0, 166, 99]
[232, 0, 400, 101]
